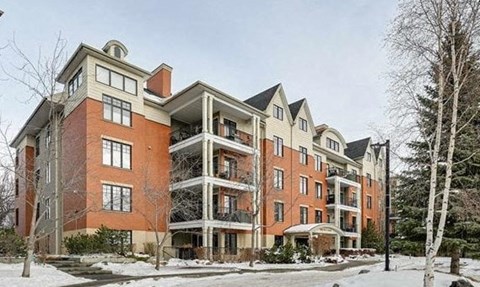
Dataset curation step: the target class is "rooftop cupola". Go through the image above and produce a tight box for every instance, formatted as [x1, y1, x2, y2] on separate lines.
[102, 40, 128, 60]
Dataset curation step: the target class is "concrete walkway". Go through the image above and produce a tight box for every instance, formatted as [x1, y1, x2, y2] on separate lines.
[62, 259, 380, 287]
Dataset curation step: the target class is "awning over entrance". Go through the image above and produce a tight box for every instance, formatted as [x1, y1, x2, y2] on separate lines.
[283, 223, 344, 255]
[283, 223, 345, 237]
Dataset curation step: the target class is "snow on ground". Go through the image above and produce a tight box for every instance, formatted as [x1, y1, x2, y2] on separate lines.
[0, 263, 91, 287]
[102, 255, 480, 287]
[95, 255, 354, 276]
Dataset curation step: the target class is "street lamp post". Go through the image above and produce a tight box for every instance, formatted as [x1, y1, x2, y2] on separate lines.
[372, 139, 391, 271]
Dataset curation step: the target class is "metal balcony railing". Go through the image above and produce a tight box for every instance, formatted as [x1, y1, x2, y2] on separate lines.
[326, 194, 358, 207]
[170, 125, 203, 145]
[214, 163, 253, 185]
[341, 224, 357, 233]
[327, 168, 361, 183]
[170, 122, 253, 148]
[214, 123, 253, 147]
[213, 207, 252, 224]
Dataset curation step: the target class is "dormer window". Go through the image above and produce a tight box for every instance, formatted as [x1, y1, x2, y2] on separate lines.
[102, 40, 128, 61]
[114, 46, 122, 58]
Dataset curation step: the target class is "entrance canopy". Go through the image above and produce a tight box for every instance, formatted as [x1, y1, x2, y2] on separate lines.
[284, 223, 345, 237]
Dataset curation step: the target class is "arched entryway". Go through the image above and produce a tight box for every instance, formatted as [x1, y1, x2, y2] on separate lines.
[284, 223, 345, 255]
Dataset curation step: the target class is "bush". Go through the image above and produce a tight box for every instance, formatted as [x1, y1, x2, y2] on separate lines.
[0, 228, 26, 256]
[262, 242, 296, 264]
[361, 221, 384, 253]
[294, 244, 313, 263]
[64, 225, 130, 255]
[143, 242, 156, 256]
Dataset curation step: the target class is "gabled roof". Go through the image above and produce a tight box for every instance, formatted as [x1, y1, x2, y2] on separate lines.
[244, 83, 281, 111]
[288, 98, 305, 120]
[345, 137, 371, 160]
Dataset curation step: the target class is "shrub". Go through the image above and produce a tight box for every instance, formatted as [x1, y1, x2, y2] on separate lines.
[143, 242, 156, 256]
[294, 244, 313, 263]
[0, 228, 26, 256]
[262, 242, 295, 264]
[63, 225, 130, 255]
[361, 221, 384, 253]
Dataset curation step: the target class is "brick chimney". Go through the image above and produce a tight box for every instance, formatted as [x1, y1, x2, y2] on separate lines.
[147, 63, 172, 98]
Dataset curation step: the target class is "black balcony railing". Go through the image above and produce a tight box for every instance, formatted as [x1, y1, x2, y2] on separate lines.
[213, 163, 253, 185]
[326, 194, 358, 207]
[170, 125, 203, 145]
[170, 122, 253, 147]
[327, 168, 361, 183]
[341, 224, 357, 233]
[213, 207, 252, 224]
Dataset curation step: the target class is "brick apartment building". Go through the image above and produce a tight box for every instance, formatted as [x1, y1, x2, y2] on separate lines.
[11, 40, 386, 255]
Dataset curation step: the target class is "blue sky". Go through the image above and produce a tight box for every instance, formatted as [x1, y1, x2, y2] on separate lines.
[0, 0, 397, 141]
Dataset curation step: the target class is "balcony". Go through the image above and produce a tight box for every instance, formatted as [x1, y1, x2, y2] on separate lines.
[326, 194, 358, 207]
[341, 224, 357, 233]
[327, 168, 360, 183]
[214, 123, 253, 147]
[170, 122, 253, 147]
[213, 207, 252, 224]
[214, 163, 253, 185]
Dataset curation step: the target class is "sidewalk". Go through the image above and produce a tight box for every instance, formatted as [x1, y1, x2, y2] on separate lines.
[62, 259, 380, 287]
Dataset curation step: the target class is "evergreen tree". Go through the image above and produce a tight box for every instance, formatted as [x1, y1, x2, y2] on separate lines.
[393, 22, 480, 269]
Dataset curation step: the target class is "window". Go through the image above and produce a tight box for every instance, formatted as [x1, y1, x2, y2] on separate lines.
[300, 176, 308, 195]
[225, 233, 237, 255]
[103, 184, 132, 212]
[367, 195, 372, 209]
[114, 46, 122, 58]
[300, 206, 308, 224]
[273, 169, 284, 190]
[367, 152, 372, 162]
[315, 155, 322, 171]
[223, 158, 238, 179]
[273, 105, 283, 120]
[299, 146, 308, 165]
[299, 117, 308, 131]
[102, 139, 131, 169]
[15, 179, 19, 197]
[315, 210, 323, 223]
[45, 162, 51, 184]
[96, 65, 137, 95]
[367, 173, 372, 187]
[315, 182, 322, 199]
[273, 136, 283, 157]
[274, 202, 284, 222]
[35, 136, 40, 157]
[35, 169, 40, 188]
[15, 208, 19, 226]
[223, 119, 237, 137]
[274, 235, 284, 246]
[103, 95, 132, 126]
[45, 125, 51, 149]
[224, 195, 237, 214]
[326, 137, 340, 152]
[68, 68, 83, 96]
[15, 150, 19, 167]
[44, 198, 50, 220]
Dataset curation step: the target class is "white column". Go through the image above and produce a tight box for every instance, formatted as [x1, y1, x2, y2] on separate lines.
[334, 179, 341, 227]
[207, 227, 213, 260]
[208, 139, 213, 176]
[208, 94, 213, 133]
[207, 183, 213, 220]
[202, 93, 208, 133]
[335, 234, 340, 256]
[202, 182, 208, 220]
[219, 231, 225, 260]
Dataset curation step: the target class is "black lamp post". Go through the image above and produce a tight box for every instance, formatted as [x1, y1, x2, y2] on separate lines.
[372, 139, 391, 271]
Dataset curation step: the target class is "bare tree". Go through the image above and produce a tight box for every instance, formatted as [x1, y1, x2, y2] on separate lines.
[136, 151, 202, 270]
[0, 169, 14, 226]
[0, 35, 94, 277]
[387, 1, 480, 286]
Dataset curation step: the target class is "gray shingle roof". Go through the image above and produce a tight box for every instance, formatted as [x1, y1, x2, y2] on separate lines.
[288, 99, 305, 120]
[244, 84, 281, 111]
[345, 137, 371, 159]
